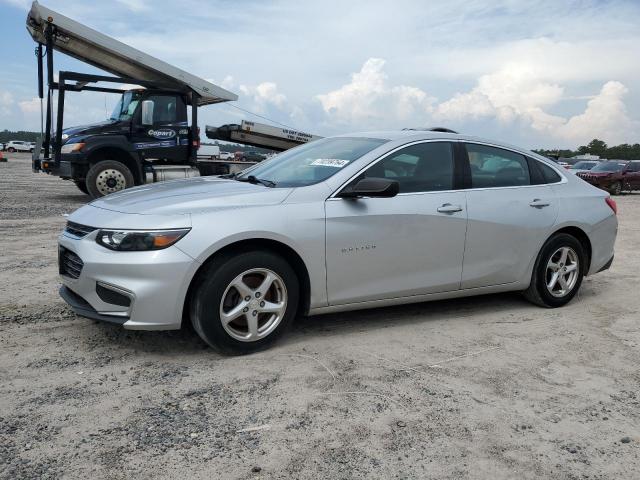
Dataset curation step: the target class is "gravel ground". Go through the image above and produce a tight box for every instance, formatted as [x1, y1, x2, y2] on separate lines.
[1, 153, 639, 479]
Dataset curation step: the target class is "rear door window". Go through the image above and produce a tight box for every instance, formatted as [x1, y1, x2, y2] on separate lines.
[465, 143, 530, 188]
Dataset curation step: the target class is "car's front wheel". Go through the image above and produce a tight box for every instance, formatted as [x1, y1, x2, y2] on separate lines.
[190, 250, 299, 354]
[524, 233, 585, 307]
[610, 181, 622, 195]
[7, 147, 15, 153]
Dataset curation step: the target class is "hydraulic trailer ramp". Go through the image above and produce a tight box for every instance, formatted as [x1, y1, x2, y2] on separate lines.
[25, 1, 237, 105]
[206, 120, 323, 152]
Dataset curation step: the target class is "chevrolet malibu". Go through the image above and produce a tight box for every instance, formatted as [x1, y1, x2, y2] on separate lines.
[58, 130, 618, 354]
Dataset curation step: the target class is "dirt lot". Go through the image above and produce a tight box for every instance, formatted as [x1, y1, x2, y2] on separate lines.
[1, 152, 639, 479]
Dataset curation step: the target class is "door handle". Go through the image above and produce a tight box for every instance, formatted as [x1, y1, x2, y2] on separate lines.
[437, 203, 463, 213]
[529, 199, 550, 208]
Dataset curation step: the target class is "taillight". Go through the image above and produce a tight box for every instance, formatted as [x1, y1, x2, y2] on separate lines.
[605, 197, 617, 215]
[192, 127, 200, 150]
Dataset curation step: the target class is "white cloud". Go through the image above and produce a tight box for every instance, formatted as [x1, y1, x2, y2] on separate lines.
[18, 97, 40, 114]
[316, 58, 435, 128]
[555, 81, 637, 144]
[239, 82, 287, 112]
[0, 90, 14, 115]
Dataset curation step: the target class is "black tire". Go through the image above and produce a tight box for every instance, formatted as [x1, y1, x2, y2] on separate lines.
[85, 160, 135, 199]
[74, 180, 89, 195]
[30, 148, 34, 153]
[7, 147, 15, 153]
[610, 181, 622, 195]
[523, 233, 585, 308]
[190, 250, 299, 354]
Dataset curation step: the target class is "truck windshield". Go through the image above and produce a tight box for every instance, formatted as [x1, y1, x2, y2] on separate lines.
[110, 91, 144, 121]
[591, 161, 627, 173]
[236, 137, 388, 187]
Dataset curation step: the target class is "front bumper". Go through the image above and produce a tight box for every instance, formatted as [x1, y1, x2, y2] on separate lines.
[58, 230, 198, 330]
[32, 157, 73, 178]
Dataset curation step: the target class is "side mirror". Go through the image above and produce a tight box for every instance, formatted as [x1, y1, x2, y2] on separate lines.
[339, 177, 400, 198]
[141, 100, 154, 126]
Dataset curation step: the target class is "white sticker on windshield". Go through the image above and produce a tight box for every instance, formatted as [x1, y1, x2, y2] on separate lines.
[311, 158, 350, 168]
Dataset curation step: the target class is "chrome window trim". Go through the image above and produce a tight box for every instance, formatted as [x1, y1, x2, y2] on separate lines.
[463, 140, 567, 187]
[327, 139, 566, 200]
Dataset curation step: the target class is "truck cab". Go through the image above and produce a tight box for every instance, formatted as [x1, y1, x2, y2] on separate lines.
[55, 88, 195, 196]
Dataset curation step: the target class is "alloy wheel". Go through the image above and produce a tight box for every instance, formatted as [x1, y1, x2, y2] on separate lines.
[545, 246, 579, 298]
[219, 268, 287, 342]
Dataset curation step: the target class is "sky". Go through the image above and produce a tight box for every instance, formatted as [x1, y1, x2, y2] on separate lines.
[0, 0, 639, 149]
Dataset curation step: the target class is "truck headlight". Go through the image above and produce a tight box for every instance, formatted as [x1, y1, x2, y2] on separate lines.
[60, 142, 85, 154]
[96, 229, 190, 251]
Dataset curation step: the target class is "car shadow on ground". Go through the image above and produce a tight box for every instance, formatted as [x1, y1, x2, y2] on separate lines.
[82, 291, 532, 356]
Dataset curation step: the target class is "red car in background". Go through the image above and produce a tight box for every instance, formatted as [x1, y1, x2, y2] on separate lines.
[576, 160, 640, 195]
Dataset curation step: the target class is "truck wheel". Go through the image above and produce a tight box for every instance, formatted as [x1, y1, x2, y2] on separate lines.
[86, 160, 135, 198]
[74, 180, 89, 195]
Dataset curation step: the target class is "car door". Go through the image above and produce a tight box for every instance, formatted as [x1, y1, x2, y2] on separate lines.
[461, 143, 559, 289]
[325, 141, 467, 305]
[131, 93, 189, 162]
[624, 161, 640, 190]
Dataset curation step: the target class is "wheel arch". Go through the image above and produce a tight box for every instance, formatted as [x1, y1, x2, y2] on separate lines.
[549, 225, 592, 274]
[181, 238, 312, 327]
[87, 146, 142, 185]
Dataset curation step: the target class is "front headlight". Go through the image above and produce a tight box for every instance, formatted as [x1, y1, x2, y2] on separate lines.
[60, 142, 85, 154]
[96, 229, 191, 251]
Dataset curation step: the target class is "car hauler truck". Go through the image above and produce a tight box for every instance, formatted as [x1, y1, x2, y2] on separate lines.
[26, 2, 322, 199]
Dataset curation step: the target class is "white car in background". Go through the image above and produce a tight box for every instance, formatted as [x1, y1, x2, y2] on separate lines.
[6, 140, 35, 153]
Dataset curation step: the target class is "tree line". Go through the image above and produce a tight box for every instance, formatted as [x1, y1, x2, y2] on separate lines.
[534, 139, 640, 160]
[2, 130, 638, 159]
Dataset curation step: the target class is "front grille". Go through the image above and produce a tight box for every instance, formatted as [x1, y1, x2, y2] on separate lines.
[65, 221, 96, 238]
[59, 246, 84, 279]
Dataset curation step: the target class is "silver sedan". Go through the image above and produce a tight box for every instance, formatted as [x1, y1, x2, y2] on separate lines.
[58, 130, 618, 353]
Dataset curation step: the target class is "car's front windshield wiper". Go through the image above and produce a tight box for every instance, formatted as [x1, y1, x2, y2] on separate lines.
[235, 175, 276, 188]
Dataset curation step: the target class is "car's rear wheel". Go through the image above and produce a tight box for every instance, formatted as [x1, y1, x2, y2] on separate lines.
[190, 250, 299, 354]
[7, 147, 15, 153]
[524, 233, 585, 308]
[610, 181, 622, 195]
[86, 160, 135, 198]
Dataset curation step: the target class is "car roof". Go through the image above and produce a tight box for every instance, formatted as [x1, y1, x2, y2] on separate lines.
[335, 130, 544, 160]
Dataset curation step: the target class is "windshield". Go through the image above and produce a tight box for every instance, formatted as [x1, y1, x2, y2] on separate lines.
[571, 161, 597, 170]
[237, 137, 388, 187]
[591, 161, 627, 173]
[110, 91, 144, 121]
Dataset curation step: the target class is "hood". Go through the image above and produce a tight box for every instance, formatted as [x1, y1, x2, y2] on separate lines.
[62, 119, 125, 141]
[90, 176, 293, 215]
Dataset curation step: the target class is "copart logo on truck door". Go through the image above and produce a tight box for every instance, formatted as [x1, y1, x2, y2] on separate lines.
[148, 128, 176, 139]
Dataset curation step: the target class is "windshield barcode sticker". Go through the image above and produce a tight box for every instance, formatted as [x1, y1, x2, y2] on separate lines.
[311, 158, 350, 168]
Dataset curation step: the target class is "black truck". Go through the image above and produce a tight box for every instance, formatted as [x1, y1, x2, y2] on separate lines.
[26, 1, 238, 198]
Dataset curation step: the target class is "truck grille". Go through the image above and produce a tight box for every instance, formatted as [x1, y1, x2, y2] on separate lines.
[59, 246, 84, 279]
[65, 221, 96, 238]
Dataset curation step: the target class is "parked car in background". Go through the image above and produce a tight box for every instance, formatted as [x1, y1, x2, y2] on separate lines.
[58, 130, 617, 353]
[219, 151, 233, 161]
[6, 140, 35, 153]
[569, 160, 598, 174]
[576, 160, 640, 195]
[235, 150, 265, 162]
[558, 161, 571, 169]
